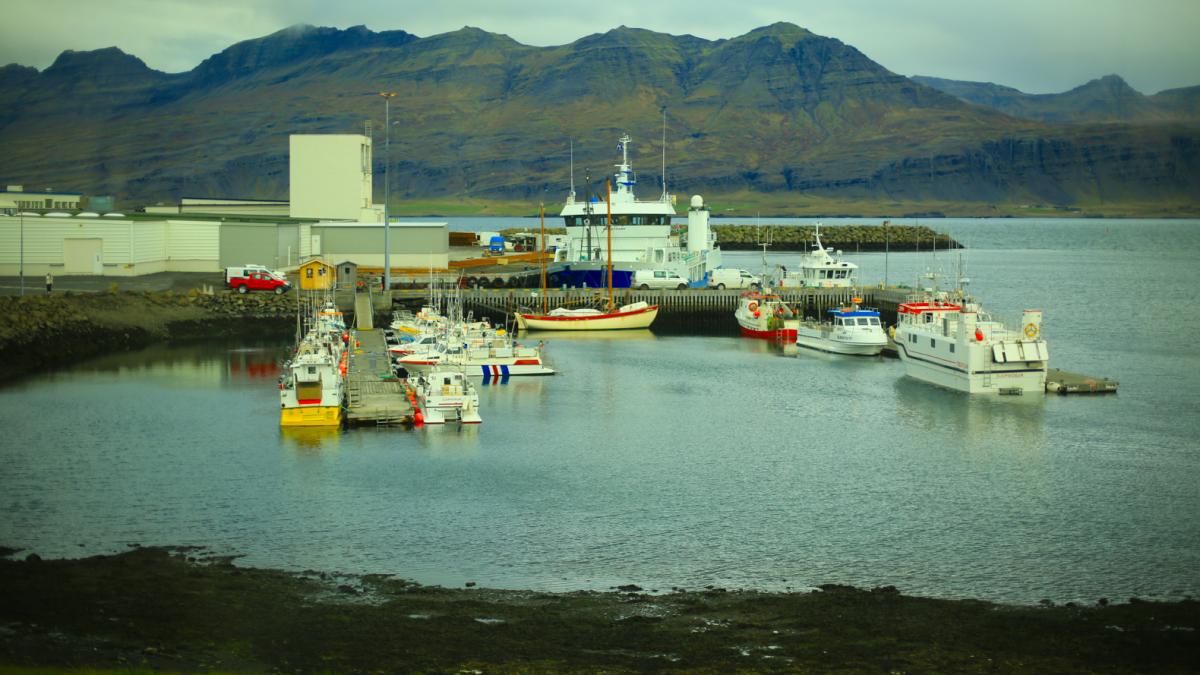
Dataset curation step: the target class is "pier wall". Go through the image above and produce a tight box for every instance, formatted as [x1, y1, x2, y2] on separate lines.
[393, 287, 915, 335]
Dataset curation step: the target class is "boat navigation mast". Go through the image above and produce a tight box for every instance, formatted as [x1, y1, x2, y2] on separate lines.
[607, 178, 614, 312]
[660, 107, 668, 202]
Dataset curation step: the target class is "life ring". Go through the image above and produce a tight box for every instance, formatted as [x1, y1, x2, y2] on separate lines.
[747, 300, 759, 313]
[1023, 323, 1039, 339]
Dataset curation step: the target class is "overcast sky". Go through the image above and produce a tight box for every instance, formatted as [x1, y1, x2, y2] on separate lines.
[2, 0, 1197, 94]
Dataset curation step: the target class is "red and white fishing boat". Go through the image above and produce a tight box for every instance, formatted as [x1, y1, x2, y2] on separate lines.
[734, 291, 797, 340]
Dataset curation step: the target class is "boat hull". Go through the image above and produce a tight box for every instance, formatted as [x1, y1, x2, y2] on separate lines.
[796, 333, 885, 356]
[737, 323, 796, 340]
[896, 345, 1046, 394]
[400, 359, 555, 377]
[280, 405, 343, 427]
[517, 305, 658, 331]
[796, 325, 886, 356]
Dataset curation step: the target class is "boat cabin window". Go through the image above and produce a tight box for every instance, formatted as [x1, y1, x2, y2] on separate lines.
[931, 338, 937, 348]
[950, 343, 956, 353]
[833, 317, 843, 326]
[856, 318, 870, 326]
[869, 317, 880, 326]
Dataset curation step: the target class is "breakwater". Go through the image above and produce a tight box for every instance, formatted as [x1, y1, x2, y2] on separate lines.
[711, 223, 959, 251]
[499, 223, 959, 252]
[0, 291, 295, 379]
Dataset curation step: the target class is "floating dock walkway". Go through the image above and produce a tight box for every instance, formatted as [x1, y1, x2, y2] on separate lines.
[1046, 368, 1118, 394]
[344, 328, 413, 426]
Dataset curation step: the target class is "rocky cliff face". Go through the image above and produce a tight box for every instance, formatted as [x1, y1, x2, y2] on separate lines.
[912, 74, 1196, 124]
[1, 23, 1197, 210]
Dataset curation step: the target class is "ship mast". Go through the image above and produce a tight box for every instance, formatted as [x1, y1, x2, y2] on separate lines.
[660, 107, 668, 202]
[606, 178, 614, 312]
[540, 201, 548, 314]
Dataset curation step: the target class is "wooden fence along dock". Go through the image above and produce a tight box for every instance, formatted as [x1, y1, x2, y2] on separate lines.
[344, 328, 413, 425]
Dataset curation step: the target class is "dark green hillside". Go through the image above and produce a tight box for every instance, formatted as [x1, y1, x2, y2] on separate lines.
[1, 23, 1197, 214]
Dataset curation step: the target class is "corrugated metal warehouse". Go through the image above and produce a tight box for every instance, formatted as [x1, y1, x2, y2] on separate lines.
[0, 214, 447, 276]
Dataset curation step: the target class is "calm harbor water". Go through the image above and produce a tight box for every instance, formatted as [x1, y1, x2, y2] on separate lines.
[2, 218, 1199, 605]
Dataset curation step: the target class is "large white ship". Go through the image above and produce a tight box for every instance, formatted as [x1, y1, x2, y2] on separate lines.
[893, 294, 1049, 394]
[553, 135, 721, 287]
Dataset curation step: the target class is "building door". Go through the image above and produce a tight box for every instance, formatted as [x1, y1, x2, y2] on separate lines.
[311, 235, 322, 256]
[63, 238, 103, 274]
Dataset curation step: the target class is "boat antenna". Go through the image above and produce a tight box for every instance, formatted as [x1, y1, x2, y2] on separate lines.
[569, 138, 576, 203]
[660, 106, 667, 202]
[584, 170, 593, 262]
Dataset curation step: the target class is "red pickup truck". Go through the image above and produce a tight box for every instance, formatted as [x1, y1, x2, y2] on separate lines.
[228, 271, 291, 294]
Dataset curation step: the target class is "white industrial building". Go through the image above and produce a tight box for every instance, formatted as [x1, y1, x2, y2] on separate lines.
[0, 133, 448, 276]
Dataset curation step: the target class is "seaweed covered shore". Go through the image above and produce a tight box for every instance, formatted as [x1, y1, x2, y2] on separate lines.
[1, 547, 1196, 672]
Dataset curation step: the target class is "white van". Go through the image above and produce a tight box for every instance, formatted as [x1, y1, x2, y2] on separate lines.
[225, 265, 285, 284]
[708, 268, 761, 290]
[633, 269, 689, 290]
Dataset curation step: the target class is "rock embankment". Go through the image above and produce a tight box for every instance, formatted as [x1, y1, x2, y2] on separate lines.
[711, 224, 960, 251]
[0, 290, 296, 379]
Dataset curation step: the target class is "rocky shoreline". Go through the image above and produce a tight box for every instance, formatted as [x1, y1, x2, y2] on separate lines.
[0, 290, 295, 379]
[0, 546, 1196, 672]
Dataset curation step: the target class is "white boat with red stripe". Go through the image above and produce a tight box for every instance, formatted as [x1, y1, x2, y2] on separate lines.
[396, 341, 555, 377]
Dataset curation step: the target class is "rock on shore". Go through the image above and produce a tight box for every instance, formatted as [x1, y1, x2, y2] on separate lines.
[0, 290, 296, 379]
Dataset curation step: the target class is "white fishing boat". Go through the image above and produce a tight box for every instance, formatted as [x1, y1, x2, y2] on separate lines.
[279, 340, 345, 427]
[396, 339, 555, 378]
[893, 294, 1049, 394]
[413, 369, 482, 424]
[518, 181, 659, 331]
[552, 134, 721, 287]
[777, 224, 857, 289]
[796, 305, 887, 356]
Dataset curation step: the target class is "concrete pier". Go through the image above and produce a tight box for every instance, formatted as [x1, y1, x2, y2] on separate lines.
[444, 286, 914, 334]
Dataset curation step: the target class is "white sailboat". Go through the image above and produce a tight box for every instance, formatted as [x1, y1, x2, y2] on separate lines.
[517, 181, 659, 331]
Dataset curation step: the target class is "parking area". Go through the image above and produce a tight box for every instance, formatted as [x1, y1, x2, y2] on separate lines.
[0, 272, 224, 296]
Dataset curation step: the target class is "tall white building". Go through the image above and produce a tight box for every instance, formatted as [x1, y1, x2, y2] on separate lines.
[289, 134, 380, 222]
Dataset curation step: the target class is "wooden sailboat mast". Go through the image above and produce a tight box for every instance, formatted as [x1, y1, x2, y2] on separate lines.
[606, 178, 613, 311]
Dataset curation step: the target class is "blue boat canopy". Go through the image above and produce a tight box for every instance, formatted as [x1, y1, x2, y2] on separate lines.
[828, 309, 880, 317]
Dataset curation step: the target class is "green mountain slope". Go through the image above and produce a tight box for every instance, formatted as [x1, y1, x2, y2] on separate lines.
[1, 23, 1198, 214]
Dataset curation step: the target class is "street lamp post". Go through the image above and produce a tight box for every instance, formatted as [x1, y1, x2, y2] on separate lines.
[379, 91, 396, 292]
[18, 212, 24, 296]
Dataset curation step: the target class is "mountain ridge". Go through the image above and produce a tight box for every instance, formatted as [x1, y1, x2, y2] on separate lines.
[1, 23, 1197, 213]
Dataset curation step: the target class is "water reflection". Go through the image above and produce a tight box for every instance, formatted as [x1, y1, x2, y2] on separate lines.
[415, 423, 480, 456]
[892, 378, 1047, 455]
[524, 329, 658, 342]
[280, 426, 342, 453]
